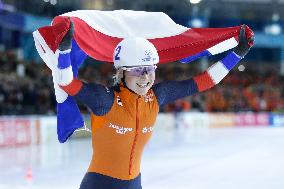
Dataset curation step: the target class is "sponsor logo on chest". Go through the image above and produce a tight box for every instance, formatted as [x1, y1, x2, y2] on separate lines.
[108, 123, 154, 135]
[142, 126, 154, 133]
[144, 92, 154, 102]
[116, 96, 123, 106]
[109, 123, 132, 134]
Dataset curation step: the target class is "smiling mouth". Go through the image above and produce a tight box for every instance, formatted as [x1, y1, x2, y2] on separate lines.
[136, 82, 150, 88]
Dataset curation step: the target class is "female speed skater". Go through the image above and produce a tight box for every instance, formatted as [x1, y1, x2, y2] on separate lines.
[49, 19, 253, 189]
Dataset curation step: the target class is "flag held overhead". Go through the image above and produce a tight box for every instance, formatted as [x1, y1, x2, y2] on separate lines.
[33, 10, 254, 143]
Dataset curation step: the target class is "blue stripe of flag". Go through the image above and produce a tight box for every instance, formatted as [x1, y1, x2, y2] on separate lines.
[56, 40, 88, 143]
[180, 50, 211, 63]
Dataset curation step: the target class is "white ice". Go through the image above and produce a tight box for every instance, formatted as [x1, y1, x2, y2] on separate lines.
[1, 126, 284, 189]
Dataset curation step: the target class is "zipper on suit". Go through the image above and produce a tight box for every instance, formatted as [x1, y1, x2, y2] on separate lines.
[129, 97, 140, 176]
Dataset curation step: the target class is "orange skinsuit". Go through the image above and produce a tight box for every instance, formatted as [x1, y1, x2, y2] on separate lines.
[88, 84, 159, 180]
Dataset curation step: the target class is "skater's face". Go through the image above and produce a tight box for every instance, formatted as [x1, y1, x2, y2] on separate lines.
[123, 65, 156, 96]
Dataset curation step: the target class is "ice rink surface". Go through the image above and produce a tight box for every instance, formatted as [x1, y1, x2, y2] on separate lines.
[1, 126, 284, 189]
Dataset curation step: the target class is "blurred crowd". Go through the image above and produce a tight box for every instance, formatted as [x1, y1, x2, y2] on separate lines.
[0, 51, 56, 115]
[0, 50, 283, 115]
[159, 62, 284, 113]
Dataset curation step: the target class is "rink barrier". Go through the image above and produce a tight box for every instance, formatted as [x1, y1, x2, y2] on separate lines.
[0, 116, 40, 147]
[269, 113, 284, 127]
[0, 113, 283, 147]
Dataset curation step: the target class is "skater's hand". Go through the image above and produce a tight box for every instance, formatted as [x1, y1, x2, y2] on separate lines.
[58, 18, 74, 51]
[234, 25, 254, 57]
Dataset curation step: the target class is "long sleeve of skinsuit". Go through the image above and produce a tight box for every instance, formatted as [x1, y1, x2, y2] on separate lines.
[152, 51, 242, 107]
[56, 50, 242, 113]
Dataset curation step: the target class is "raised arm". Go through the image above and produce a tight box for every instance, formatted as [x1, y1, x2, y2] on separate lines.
[153, 25, 254, 107]
[54, 19, 114, 116]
